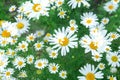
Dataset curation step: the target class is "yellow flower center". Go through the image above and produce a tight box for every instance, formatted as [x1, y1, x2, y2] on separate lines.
[86, 72, 95, 80]
[110, 77, 114, 80]
[70, 26, 75, 31]
[52, 66, 57, 71]
[29, 58, 32, 62]
[6, 72, 10, 76]
[76, 0, 82, 2]
[86, 19, 92, 24]
[18, 61, 23, 66]
[108, 5, 114, 10]
[21, 44, 25, 49]
[52, 52, 56, 56]
[36, 43, 41, 48]
[59, 37, 69, 46]
[59, 11, 65, 16]
[111, 34, 116, 39]
[58, 1, 63, 5]
[38, 62, 42, 67]
[1, 30, 11, 38]
[89, 42, 98, 50]
[114, 0, 118, 2]
[16, 22, 24, 29]
[111, 56, 118, 62]
[62, 73, 65, 76]
[95, 55, 99, 59]
[32, 4, 42, 12]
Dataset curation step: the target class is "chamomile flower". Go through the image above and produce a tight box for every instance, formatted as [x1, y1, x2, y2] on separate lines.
[92, 52, 102, 62]
[106, 52, 120, 67]
[78, 64, 104, 80]
[17, 41, 29, 52]
[80, 12, 98, 28]
[112, 0, 120, 4]
[55, 0, 64, 7]
[13, 56, 26, 70]
[101, 17, 109, 25]
[3, 68, 14, 78]
[9, 38, 18, 45]
[68, 0, 90, 9]
[44, 33, 52, 42]
[98, 63, 105, 70]
[0, 39, 9, 47]
[14, 18, 30, 35]
[35, 30, 45, 38]
[26, 33, 36, 42]
[67, 24, 78, 33]
[18, 70, 27, 78]
[9, 5, 16, 12]
[35, 59, 48, 69]
[108, 75, 117, 80]
[69, 19, 76, 26]
[59, 70, 67, 79]
[34, 41, 44, 51]
[6, 49, 16, 57]
[108, 32, 120, 41]
[48, 63, 59, 74]
[26, 55, 34, 64]
[49, 27, 78, 56]
[58, 9, 66, 19]
[104, 1, 118, 13]
[110, 67, 117, 73]
[48, 50, 58, 59]
[80, 30, 111, 54]
[0, 55, 9, 71]
[24, 0, 50, 19]
[104, 46, 112, 53]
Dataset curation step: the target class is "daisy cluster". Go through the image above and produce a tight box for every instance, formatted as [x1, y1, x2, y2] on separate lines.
[0, 0, 120, 80]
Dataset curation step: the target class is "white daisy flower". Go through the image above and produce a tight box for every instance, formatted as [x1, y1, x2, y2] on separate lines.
[35, 30, 45, 38]
[58, 9, 66, 19]
[48, 63, 59, 74]
[78, 64, 104, 80]
[69, 19, 76, 26]
[26, 55, 34, 64]
[17, 41, 29, 52]
[49, 27, 78, 56]
[98, 63, 105, 70]
[35, 59, 48, 69]
[101, 17, 109, 25]
[80, 29, 111, 54]
[68, 0, 90, 9]
[107, 32, 120, 41]
[55, 0, 64, 7]
[26, 33, 36, 42]
[92, 52, 102, 62]
[67, 24, 78, 33]
[0, 55, 9, 71]
[9, 5, 16, 12]
[18, 70, 27, 78]
[110, 67, 117, 73]
[13, 56, 26, 70]
[107, 75, 117, 80]
[80, 12, 99, 28]
[23, 0, 50, 19]
[112, 0, 120, 4]
[48, 50, 58, 59]
[106, 52, 120, 67]
[104, 1, 118, 13]
[59, 70, 67, 79]
[14, 18, 30, 36]
[3, 68, 14, 78]
[34, 41, 44, 51]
